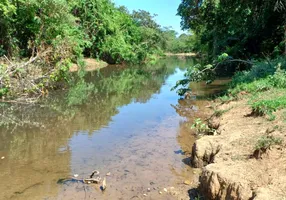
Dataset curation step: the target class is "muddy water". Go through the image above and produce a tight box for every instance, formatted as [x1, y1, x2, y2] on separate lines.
[0, 57, 227, 200]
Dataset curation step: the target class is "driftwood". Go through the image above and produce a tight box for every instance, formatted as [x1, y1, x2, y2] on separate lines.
[58, 170, 102, 185]
[83, 177, 101, 184]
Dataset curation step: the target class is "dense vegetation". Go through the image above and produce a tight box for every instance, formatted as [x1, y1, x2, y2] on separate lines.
[0, 0, 195, 64]
[178, 0, 286, 59]
[174, 0, 286, 122]
[174, 0, 285, 88]
[0, 0, 195, 99]
[0, 0, 164, 64]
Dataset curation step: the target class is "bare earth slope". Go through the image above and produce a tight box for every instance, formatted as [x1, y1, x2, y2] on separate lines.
[191, 99, 286, 200]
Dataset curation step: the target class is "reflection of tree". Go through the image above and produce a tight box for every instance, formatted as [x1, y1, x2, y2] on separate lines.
[0, 122, 72, 199]
[0, 57, 197, 199]
[171, 99, 197, 118]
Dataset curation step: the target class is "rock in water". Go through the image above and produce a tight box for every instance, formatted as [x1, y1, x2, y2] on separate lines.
[101, 177, 107, 191]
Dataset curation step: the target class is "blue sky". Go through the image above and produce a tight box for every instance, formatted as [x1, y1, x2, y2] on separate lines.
[113, 0, 185, 35]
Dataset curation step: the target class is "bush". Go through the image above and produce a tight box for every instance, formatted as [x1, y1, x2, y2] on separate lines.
[230, 58, 286, 91]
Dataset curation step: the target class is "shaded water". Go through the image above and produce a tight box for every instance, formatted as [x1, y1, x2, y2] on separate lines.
[0, 57, 227, 200]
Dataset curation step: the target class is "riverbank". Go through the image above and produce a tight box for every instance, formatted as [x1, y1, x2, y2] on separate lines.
[194, 98, 286, 199]
[189, 58, 286, 199]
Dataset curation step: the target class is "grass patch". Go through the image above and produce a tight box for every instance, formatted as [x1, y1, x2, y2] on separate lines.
[228, 58, 285, 95]
[255, 135, 283, 151]
[251, 97, 286, 120]
[253, 135, 283, 159]
[216, 58, 286, 120]
[247, 89, 286, 120]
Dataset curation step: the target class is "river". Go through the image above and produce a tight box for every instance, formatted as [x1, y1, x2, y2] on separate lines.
[0, 57, 227, 200]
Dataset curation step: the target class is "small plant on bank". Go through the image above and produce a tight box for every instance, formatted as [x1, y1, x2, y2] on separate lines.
[254, 135, 283, 158]
[250, 96, 286, 120]
[191, 118, 217, 136]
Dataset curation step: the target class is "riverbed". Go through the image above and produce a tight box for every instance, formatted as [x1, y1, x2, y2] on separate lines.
[0, 57, 226, 200]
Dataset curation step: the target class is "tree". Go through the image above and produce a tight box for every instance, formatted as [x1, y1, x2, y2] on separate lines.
[177, 0, 286, 58]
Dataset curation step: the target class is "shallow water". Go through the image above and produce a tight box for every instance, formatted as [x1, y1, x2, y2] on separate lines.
[0, 57, 227, 200]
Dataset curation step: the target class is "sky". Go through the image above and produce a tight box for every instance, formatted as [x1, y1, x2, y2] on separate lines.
[113, 0, 186, 35]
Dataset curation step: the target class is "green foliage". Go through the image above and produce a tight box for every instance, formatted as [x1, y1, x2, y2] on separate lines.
[191, 118, 216, 135]
[161, 30, 196, 53]
[230, 58, 286, 90]
[229, 58, 286, 94]
[1, 0, 173, 67]
[73, 1, 166, 64]
[250, 94, 286, 120]
[255, 135, 283, 151]
[171, 53, 232, 96]
[67, 81, 96, 106]
[0, 87, 9, 97]
[0, 0, 85, 59]
[0, 0, 182, 99]
[218, 95, 235, 104]
[177, 0, 286, 58]
[227, 58, 286, 119]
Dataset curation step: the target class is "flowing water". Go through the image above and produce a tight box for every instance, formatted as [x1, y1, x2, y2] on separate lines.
[0, 57, 228, 200]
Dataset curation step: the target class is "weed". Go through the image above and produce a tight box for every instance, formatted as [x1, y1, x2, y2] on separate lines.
[250, 96, 286, 120]
[255, 135, 283, 151]
[230, 58, 286, 89]
[191, 118, 217, 135]
[229, 59, 286, 96]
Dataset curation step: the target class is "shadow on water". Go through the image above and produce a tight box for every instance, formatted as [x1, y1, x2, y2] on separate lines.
[0, 56, 227, 200]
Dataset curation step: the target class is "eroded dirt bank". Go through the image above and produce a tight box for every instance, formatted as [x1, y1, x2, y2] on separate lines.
[191, 98, 286, 200]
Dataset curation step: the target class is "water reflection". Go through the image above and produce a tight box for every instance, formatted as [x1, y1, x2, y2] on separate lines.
[0, 56, 217, 200]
